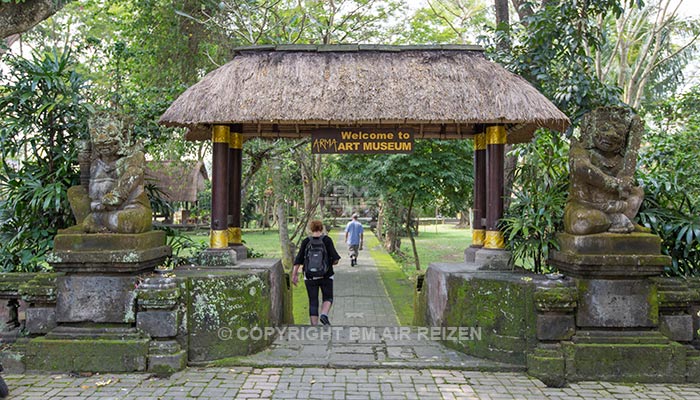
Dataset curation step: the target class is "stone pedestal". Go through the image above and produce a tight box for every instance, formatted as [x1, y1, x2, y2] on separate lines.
[19, 273, 61, 334]
[25, 230, 171, 372]
[464, 246, 480, 263]
[550, 233, 669, 329]
[230, 244, 248, 261]
[199, 247, 238, 267]
[543, 232, 684, 383]
[473, 248, 511, 270]
[48, 230, 171, 273]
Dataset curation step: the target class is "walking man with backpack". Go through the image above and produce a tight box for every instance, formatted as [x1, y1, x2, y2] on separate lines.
[292, 220, 340, 326]
[345, 213, 364, 267]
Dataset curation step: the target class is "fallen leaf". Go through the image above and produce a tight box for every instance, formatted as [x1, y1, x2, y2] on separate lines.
[95, 379, 113, 387]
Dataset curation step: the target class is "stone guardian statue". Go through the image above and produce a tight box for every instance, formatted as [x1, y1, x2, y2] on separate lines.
[563, 106, 645, 235]
[68, 115, 152, 234]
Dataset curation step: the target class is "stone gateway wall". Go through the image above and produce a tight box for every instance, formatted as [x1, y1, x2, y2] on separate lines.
[414, 262, 700, 386]
[0, 259, 291, 374]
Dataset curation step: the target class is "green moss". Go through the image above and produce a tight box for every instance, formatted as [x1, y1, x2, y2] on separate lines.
[647, 285, 659, 326]
[563, 341, 687, 383]
[18, 273, 60, 302]
[527, 349, 566, 388]
[0, 273, 40, 295]
[147, 351, 187, 376]
[25, 337, 149, 372]
[137, 287, 180, 302]
[441, 273, 537, 365]
[413, 273, 427, 326]
[185, 270, 274, 362]
[534, 286, 577, 311]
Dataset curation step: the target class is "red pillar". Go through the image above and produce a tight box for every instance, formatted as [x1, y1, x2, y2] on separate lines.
[210, 125, 230, 249]
[228, 125, 243, 246]
[485, 125, 506, 249]
[471, 132, 486, 248]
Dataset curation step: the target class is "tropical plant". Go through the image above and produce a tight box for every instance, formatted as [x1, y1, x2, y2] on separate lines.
[637, 183, 700, 276]
[637, 86, 700, 276]
[501, 130, 569, 273]
[0, 47, 93, 272]
[156, 225, 209, 267]
[483, 0, 630, 121]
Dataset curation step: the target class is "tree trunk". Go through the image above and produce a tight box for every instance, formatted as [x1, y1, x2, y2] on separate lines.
[406, 193, 420, 271]
[456, 208, 471, 228]
[383, 195, 402, 253]
[495, 1, 516, 211]
[510, 0, 534, 22]
[271, 158, 295, 269]
[503, 143, 516, 210]
[0, 0, 71, 39]
[495, 0, 510, 51]
[376, 199, 384, 241]
[287, 146, 322, 245]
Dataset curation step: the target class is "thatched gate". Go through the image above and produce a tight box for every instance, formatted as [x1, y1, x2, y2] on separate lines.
[160, 44, 569, 256]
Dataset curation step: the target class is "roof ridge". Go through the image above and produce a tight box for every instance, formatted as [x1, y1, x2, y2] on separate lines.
[232, 44, 484, 53]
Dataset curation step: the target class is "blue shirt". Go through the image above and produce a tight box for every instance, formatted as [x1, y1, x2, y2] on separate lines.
[345, 220, 364, 246]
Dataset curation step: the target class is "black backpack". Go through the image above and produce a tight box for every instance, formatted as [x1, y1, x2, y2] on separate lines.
[304, 236, 328, 279]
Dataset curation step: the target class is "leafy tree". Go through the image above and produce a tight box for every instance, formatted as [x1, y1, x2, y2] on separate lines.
[204, 0, 405, 45]
[0, 47, 93, 272]
[484, 0, 632, 121]
[395, 0, 489, 44]
[337, 140, 473, 270]
[590, 0, 700, 108]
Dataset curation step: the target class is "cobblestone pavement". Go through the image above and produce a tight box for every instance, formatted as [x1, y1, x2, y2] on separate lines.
[5, 367, 700, 399]
[231, 325, 518, 370]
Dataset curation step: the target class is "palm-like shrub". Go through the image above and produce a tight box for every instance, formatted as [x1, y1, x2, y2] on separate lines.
[0, 48, 92, 272]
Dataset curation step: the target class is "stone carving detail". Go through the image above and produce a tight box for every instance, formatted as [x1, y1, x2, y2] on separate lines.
[69, 115, 152, 233]
[564, 106, 645, 235]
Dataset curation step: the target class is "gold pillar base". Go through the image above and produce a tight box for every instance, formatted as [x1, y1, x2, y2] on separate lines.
[484, 230, 505, 249]
[228, 227, 242, 245]
[472, 229, 485, 247]
[210, 230, 228, 249]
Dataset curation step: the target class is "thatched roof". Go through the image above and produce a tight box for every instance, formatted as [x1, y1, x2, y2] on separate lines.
[145, 160, 208, 203]
[160, 44, 570, 144]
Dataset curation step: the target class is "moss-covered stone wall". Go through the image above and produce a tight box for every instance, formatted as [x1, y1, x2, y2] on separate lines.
[180, 268, 274, 362]
[442, 272, 537, 365]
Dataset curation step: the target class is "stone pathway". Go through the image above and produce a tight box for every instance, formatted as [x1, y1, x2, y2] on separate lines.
[236, 233, 515, 370]
[327, 233, 399, 327]
[230, 325, 518, 370]
[5, 367, 700, 399]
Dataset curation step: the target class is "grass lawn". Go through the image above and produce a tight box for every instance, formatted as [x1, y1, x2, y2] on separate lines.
[184, 229, 283, 258]
[395, 223, 472, 277]
[366, 233, 414, 325]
